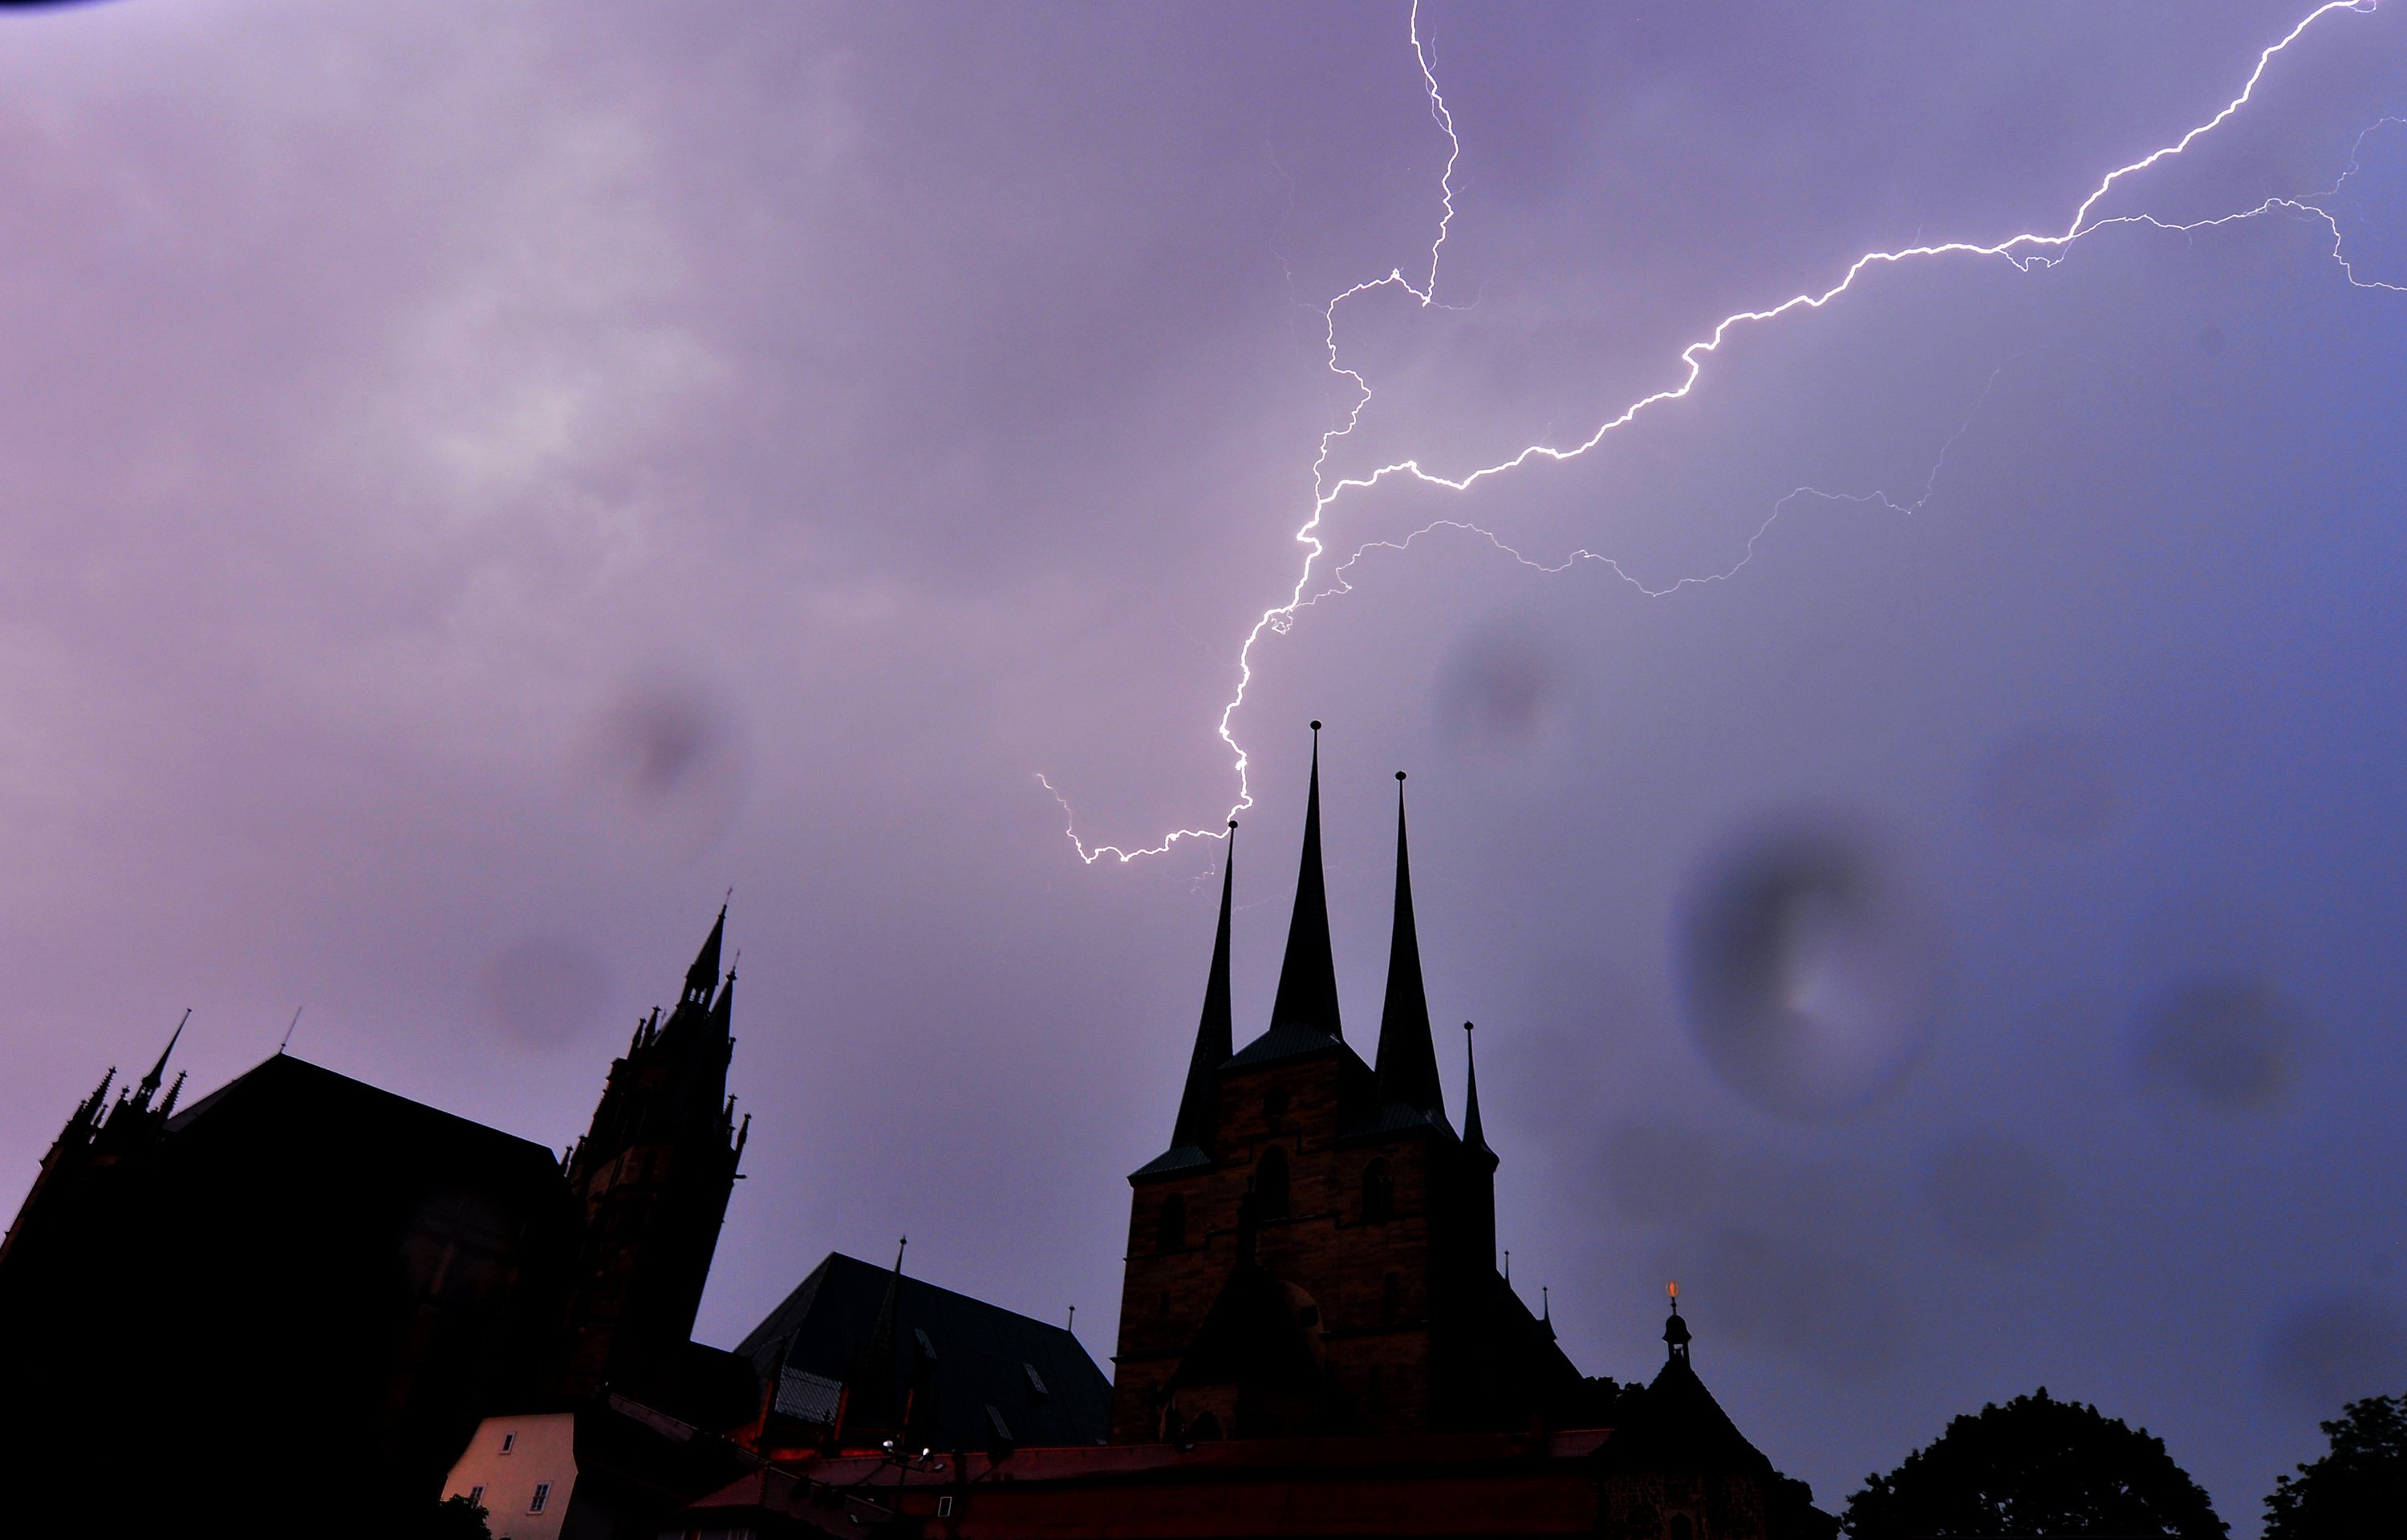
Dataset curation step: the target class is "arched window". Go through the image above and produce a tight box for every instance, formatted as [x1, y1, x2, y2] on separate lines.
[1155, 1193, 1187, 1253]
[1256, 1146, 1290, 1220]
[1360, 1159, 1394, 1224]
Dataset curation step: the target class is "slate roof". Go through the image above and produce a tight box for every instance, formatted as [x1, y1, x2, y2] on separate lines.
[734, 1252, 1111, 1449]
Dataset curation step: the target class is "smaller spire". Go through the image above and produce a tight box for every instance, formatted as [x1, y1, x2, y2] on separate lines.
[82, 1068, 117, 1127]
[1663, 1281, 1691, 1362]
[1170, 821, 1238, 1153]
[684, 905, 727, 1007]
[709, 962, 737, 1032]
[158, 1071, 187, 1121]
[1541, 1285, 1555, 1341]
[1461, 1021, 1493, 1158]
[135, 1010, 189, 1106]
[1374, 772, 1445, 1119]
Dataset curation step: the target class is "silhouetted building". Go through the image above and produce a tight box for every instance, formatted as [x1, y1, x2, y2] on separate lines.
[667, 732, 1833, 1539]
[1111, 736, 1588, 1441]
[559, 906, 751, 1405]
[733, 1248, 1111, 1457]
[672, 1297, 1828, 1539]
[0, 912, 752, 1531]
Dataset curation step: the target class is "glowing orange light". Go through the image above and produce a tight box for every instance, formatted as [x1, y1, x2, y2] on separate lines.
[1666, 1281, 1678, 1301]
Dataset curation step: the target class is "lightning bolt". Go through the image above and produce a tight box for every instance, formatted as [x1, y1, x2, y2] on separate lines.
[1042, 0, 2397, 864]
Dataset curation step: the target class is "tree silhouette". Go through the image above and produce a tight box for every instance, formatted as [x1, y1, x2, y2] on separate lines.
[1842, 1388, 2226, 1539]
[2262, 1393, 2406, 1539]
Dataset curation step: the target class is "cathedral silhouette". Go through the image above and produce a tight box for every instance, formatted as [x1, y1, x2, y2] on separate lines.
[0, 727, 1826, 1539]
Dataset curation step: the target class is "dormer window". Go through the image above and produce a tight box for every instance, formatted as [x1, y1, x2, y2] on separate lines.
[499, 1432, 515, 1454]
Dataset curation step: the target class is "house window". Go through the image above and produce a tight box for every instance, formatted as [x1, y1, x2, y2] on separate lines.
[1155, 1193, 1187, 1253]
[1360, 1159, 1393, 1224]
[499, 1432, 515, 1454]
[936, 1496, 956, 1518]
[1255, 1146, 1289, 1220]
[530, 1481, 552, 1514]
[467, 1485, 484, 1507]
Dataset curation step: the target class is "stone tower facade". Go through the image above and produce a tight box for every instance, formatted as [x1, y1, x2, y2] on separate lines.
[558, 908, 751, 1400]
[1110, 732, 1581, 1442]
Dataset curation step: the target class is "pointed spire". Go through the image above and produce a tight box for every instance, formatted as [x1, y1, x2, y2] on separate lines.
[132, 1010, 189, 1108]
[1268, 722, 1342, 1038]
[709, 962, 737, 1032]
[158, 1071, 187, 1121]
[82, 1068, 116, 1127]
[1171, 821, 1239, 1153]
[845, 1237, 908, 1435]
[1375, 772, 1444, 1118]
[684, 906, 727, 1007]
[1541, 1285, 1556, 1341]
[1462, 1020, 1493, 1159]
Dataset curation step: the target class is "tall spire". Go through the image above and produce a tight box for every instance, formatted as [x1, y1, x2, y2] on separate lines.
[1461, 1020, 1492, 1158]
[1374, 772, 1444, 1118]
[1267, 722, 1342, 1039]
[683, 905, 726, 1007]
[134, 1010, 189, 1108]
[1171, 821, 1238, 1153]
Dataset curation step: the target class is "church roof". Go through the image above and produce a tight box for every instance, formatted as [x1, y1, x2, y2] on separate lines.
[734, 1252, 1110, 1449]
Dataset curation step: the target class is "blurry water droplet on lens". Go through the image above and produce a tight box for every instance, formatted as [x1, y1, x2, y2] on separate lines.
[577, 671, 749, 857]
[2261, 1295, 2407, 1414]
[1674, 815, 1942, 1119]
[1979, 725, 2117, 844]
[1922, 1131, 2067, 1258]
[481, 938, 609, 1045]
[1436, 617, 1573, 781]
[2130, 977, 2302, 1114]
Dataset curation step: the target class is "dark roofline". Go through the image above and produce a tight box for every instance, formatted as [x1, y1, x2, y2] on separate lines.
[163, 1052, 561, 1167]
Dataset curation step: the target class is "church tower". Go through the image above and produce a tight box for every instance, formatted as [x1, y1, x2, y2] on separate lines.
[1109, 728, 1580, 1442]
[558, 908, 750, 1400]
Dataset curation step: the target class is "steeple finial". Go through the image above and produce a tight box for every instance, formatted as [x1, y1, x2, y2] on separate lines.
[1374, 772, 1444, 1119]
[1541, 1285, 1555, 1340]
[1170, 821, 1238, 1153]
[1663, 1281, 1691, 1362]
[1267, 723, 1342, 1038]
[683, 905, 727, 1007]
[1461, 1020, 1493, 1157]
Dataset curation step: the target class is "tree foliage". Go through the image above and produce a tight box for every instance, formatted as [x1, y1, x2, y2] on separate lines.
[2262, 1393, 2407, 1539]
[419, 1493, 493, 1540]
[1842, 1387, 2226, 1539]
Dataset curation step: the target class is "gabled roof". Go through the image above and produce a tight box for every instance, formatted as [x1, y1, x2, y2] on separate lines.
[734, 1252, 1110, 1449]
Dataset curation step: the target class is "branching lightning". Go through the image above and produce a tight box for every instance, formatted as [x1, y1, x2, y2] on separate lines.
[1041, 0, 2397, 864]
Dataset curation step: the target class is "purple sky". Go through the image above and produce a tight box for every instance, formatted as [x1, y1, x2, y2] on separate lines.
[4, 1, 2404, 1527]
